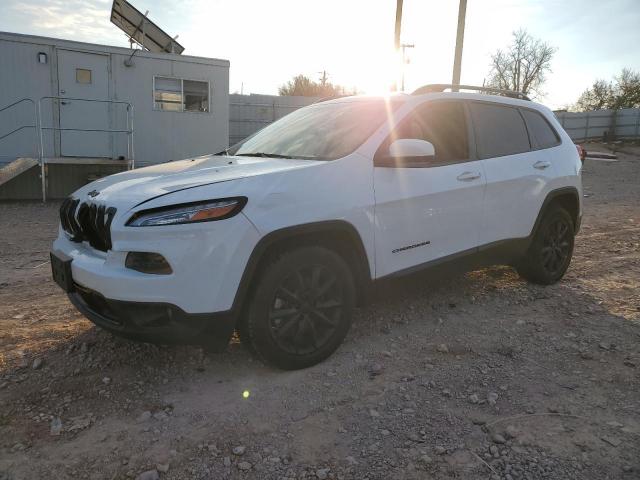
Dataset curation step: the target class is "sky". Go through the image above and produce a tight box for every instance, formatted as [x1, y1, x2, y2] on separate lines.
[1, 0, 639, 109]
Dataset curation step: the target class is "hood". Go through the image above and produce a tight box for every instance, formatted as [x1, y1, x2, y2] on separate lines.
[73, 154, 320, 207]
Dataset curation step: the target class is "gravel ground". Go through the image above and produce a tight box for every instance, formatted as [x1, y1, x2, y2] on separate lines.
[0, 144, 639, 480]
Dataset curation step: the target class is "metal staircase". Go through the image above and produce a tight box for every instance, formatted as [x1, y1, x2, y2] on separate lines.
[0, 96, 134, 201]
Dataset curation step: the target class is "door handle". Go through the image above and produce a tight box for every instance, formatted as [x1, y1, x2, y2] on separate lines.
[60, 101, 69, 105]
[533, 160, 551, 170]
[456, 171, 481, 182]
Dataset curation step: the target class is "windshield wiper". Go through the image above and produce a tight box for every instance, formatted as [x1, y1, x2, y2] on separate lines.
[237, 152, 327, 161]
[237, 152, 294, 159]
[213, 148, 229, 156]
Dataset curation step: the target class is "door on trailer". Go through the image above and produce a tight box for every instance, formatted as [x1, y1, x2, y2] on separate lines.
[57, 50, 111, 157]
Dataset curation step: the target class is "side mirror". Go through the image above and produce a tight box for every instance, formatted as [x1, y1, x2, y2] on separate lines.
[375, 139, 436, 167]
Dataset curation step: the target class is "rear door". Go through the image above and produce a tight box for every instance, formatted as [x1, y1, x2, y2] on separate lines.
[373, 100, 486, 277]
[470, 101, 558, 245]
[57, 50, 111, 157]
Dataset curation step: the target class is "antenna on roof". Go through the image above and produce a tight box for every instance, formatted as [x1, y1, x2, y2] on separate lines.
[110, 0, 185, 54]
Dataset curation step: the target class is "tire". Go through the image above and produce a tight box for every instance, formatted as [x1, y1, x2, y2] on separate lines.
[516, 206, 575, 285]
[242, 246, 355, 370]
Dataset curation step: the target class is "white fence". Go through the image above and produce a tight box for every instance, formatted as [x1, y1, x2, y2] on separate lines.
[229, 94, 319, 145]
[555, 108, 640, 142]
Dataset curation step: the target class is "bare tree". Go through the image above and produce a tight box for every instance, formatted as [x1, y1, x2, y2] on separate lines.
[486, 29, 556, 98]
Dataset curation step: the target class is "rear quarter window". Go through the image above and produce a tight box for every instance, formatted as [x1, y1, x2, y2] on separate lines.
[469, 102, 531, 158]
[521, 109, 561, 149]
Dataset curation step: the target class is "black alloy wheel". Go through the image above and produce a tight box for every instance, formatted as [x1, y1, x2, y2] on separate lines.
[516, 206, 575, 285]
[541, 216, 572, 276]
[268, 264, 343, 355]
[242, 246, 355, 369]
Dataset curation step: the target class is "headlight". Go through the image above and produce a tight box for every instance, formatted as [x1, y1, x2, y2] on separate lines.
[126, 197, 247, 227]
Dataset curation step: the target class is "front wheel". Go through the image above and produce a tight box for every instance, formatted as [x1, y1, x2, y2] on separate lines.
[517, 206, 575, 285]
[243, 246, 355, 370]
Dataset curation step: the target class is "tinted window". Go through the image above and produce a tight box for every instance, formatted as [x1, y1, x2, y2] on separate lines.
[521, 109, 560, 149]
[470, 102, 530, 158]
[393, 101, 469, 164]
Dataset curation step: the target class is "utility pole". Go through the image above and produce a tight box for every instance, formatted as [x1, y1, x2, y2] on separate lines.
[400, 43, 414, 91]
[451, 0, 467, 91]
[393, 0, 403, 91]
[319, 70, 328, 86]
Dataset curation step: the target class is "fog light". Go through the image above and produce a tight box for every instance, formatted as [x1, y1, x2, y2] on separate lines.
[125, 252, 172, 275]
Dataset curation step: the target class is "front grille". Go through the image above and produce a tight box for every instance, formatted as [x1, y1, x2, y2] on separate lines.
[60, 197, 117, 252]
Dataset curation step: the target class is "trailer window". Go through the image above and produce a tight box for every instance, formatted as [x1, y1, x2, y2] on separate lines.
[76, 68, 92, 84]
[154, 76, 209, 113]
[184, 80, 209, 112]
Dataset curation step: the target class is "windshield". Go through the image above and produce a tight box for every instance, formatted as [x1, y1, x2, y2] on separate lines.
[228, 99, 403, 160]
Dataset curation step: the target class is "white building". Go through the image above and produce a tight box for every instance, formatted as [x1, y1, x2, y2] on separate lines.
[0, 31, 229, 199]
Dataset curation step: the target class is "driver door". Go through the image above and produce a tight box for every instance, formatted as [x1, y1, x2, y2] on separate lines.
[373, 100, 487, 278]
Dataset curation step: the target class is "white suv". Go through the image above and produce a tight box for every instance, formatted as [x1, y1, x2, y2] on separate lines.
[51, 85, 582, 369]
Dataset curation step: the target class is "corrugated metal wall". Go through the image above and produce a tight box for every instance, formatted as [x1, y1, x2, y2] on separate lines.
[555, 108, 640, 141]
[229, 94, 319, 145]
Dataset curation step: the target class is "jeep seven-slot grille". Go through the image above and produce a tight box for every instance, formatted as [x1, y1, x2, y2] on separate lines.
[60, 197, 117, 252]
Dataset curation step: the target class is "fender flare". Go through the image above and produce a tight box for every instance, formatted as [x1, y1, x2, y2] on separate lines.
[529, 186, 581, 239]
[229, 220, 372, 315]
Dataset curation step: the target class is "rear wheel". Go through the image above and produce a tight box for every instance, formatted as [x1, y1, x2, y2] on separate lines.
[517, 206, 575, 285]
[243, 246, 355, 370]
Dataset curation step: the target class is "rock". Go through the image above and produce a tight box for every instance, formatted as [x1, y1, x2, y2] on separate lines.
[135, 470, 159, 480]
[487, 392, 499, 405]
[345, 456, 358, 466]
[468, 394, 479, 404]
[152, 411, 168, 421]
[137, 411, 152, 422]
[434, 445, 446, 455]
[156, 463, 169, 473]
[237, 461, 252, 470]
[102, 377, 111, 385]
[369, 409, 380, 418]
[80, 342, 89, 353]
[436, 344, 449, 353]
[489, 445, 499, 456]
[50, 417, 63, 436]
[601, 436, 621, 447]
[32, 358, 43, 370]
[380, 429, 391, 436]
[491, 433, 507, 444]
[316, 468, 330, 479]
[368, 362, 384, 377]
[606, 421, 623, 428]
[223, 456, 231, 467]
[420, 455, 433, 464]
[232, 445, 246, 456]
[505, 425, 519, 439]
[381, 350, 393, 358]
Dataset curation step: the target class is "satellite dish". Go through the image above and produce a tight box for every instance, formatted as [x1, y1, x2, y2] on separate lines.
[110, 0, 185, 54]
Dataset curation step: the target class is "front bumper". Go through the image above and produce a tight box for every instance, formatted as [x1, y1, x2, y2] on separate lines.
[69, 283, 235, 350]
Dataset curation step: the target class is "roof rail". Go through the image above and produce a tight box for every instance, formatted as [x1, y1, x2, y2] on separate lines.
[411, 84, 531, 101]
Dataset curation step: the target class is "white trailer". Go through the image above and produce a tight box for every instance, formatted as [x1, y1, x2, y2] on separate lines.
[0, 31, 229, 199]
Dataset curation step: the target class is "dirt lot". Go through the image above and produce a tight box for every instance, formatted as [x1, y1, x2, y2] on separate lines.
[1, 145, 639, 480]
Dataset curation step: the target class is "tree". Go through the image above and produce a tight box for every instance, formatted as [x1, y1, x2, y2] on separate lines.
[486, 29, 556, 98]
[612, 68, 640, 109]
[573, 68, 640, 111]
[278, 74, 352, 97]
[574, 79, 614, 111]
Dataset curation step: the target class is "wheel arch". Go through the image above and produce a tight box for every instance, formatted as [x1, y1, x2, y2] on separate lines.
[530, 186, 581, 238]
[231, 221, 372, 318]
